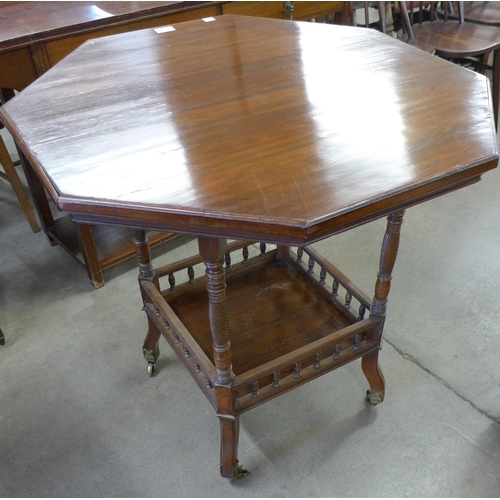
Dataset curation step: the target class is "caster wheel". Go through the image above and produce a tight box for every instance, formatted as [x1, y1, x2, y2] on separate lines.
[366, 389, 384, 406]
[234, 465, 248, 479]
[147, 362, 155, 377]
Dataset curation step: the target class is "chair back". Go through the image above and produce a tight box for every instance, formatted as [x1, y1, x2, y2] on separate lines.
[398, 1, 464, 39]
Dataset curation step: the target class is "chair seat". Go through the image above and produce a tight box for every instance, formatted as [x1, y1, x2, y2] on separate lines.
[407, 38, 435, 54]
[412, 21, 500, 58]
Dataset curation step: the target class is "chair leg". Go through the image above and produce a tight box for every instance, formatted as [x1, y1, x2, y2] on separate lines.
[0, 328, 5, 346]
[492, 49, 499, 132]
[0, 136, 39, 232]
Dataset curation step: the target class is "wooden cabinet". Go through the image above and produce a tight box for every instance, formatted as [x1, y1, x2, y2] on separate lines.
[220, 1, 347, 21]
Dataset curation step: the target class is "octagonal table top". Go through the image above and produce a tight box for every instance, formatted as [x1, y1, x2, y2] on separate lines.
[1, 15, 497, 244]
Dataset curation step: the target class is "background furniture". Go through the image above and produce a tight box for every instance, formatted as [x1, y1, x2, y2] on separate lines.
[450, 1, 500, 26]
[1, 15, 496, 479]
[0, 134, 38, 232]
[398, 1, 500, 129]
[0, 1, 350, 288]
[0, 329, 4, 346]
[356, 2, 435, 53]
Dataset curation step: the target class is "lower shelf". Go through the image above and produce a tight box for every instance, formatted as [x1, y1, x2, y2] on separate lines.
[169, 258, 353, 375]
[142, 247, 382, 414]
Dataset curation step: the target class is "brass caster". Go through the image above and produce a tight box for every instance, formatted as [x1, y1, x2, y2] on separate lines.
[147, 362, 155, 377]
[234, 464, 248, 479]
[366, 389, 384, 406]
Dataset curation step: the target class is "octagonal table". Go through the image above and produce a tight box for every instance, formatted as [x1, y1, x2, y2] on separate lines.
[0, 15, 497, 479]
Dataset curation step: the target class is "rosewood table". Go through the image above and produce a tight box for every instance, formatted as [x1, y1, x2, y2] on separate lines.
[0, 15, 497, 479]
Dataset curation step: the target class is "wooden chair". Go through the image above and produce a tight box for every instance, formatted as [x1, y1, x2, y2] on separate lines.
[356, 2, 435, 53]
[398, 1, 500, 129]
[0, 134, 39, 232]
[449, 2, 500, 27]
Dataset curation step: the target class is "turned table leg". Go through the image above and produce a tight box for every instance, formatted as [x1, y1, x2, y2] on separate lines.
[363, 210, 405, 405]
[198, 236, 247, 480]
[134, 229, 161, 377]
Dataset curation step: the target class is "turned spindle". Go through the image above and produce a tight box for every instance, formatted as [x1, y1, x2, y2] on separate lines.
[296, 247, 303, 263]
[358, 304, 366, 321]
[188, 266, 195, 283]
[319, 268, 327, 285]
[307, 257, 315, 274]
[251, 381, 259, 398]
[333, 344, 341, 360]
[168, 273, 176, 290]
[332, 279, 339, 297]
[314, 353, 321, 368]
[344, 292, 352, 309]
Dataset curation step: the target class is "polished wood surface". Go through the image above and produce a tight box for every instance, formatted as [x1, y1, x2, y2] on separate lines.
[0, 1, 210, 48]
[0, 0, 219, 287]
[0, 1, 218, 91]
[398, 1, 500, 130]
[0, 1, 351, 287]
[0, 1, 350, 91]
[2, 15, 496, 244]
[1, 14, 497, 480]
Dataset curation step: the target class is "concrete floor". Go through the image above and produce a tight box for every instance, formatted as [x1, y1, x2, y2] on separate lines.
[1, 124, 500, 497]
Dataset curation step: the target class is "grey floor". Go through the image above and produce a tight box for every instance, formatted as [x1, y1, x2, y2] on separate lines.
[1, 123, 500, 498]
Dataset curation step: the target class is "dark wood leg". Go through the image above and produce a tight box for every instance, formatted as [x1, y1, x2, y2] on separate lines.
[198, 236, 234, 386]
[0, 328, 5, 346]
[0, 136, 39, 232]
[493, 49, 499, 131]
[75, 223, 105, 289]
[361, 350, 385, 405]
[363, 210, 405, 405]
[134, 229, 161, 376]
[142, 315, 161, 377]
[277, 245, 290, 259]
[198, 236, 247, 479]
[18, 150, 56, 245]
[217, 414, 247, 479]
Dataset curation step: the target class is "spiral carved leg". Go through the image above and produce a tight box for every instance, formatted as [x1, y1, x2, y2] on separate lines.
[198, 237, 234, 386]
[363, 210, 404, 405]
[218, 414, 247, 479]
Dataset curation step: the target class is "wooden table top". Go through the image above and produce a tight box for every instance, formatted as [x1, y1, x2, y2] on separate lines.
[1, 15, 497, 244]
[0, 1, 213, 51]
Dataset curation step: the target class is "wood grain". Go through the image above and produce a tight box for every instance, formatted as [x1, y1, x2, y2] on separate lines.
[0, 15, 497, 245]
